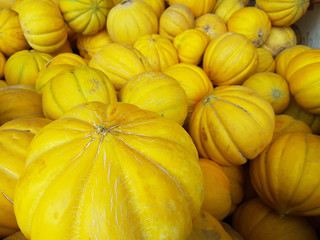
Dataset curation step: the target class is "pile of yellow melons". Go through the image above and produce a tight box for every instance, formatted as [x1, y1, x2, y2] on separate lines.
[0, 0, 319, 239]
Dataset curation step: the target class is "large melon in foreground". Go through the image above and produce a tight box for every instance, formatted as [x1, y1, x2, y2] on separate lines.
[14, 101, 204, 240]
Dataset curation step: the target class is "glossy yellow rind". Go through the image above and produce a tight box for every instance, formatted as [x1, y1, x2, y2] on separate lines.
[188, 85, 275, 166]
[272, 114, 311, 141]
[195, 13, 227, 41]
[0, 8, 29, 57]
[44, 52, 87, 69]
[142, 0, 166, 18]
[255, 0, 310, 26]
[119, 72, 188, 125]
[213, 0, 244, 23]
[4, 50, 52, 87]
[107, 0, 158, 45]
[164, 63, 214, 125]
[76, 29, 113, 61]
[159, 4, 195, 41]
[0, 118, 50, 238]
[199, 158, 232, 220]
[49, 40, 73, 57]
[221, 165, 245, 215]
[227, 7, 271, 47]
[89, 43, 151, 90]
[14, 101, 204, 240]
[285, 49, 320, 80]
[134, 34, 179, 72]
[203, 32, 258, 86]
[242, 72, 290, 114]
[0, 130, 32, 233]
[0, 117, 52, 135]
[167, 0, 216, 18]
[286, 50, 320, 114]
[19, 0, 68, 53]
[173, 28, 210, 65]
[256, 48, 275, 73]
[59, 0, 112, 35]
[36, 64, 75, 93]
[250, 132, 320, 216]
[275, 45, 311, 78]
[0, 85, 44, 125]
[232, 198, 318, 240]
[42, 65, 117, 120]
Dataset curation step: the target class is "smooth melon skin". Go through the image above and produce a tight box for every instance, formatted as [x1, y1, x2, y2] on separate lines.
[14, 101, 204, 240]
[18, 0, 68, 53]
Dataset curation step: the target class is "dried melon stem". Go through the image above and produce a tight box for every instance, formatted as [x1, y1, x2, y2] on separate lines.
[95, 125, 110, 135]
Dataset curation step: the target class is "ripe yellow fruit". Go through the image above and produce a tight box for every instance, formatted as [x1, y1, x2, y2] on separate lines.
[262, 26, 297, 57]
[203, 32, 258, 86]
[256, 48, 275, 73]
[76, 29, 113, 61]
[164, 63, 214, 125]
[42, 65, 117, 120]
[0, 8, 29, 57]
[59, 0, 113, 35]
[213, 0, 244, 23]
[173, 28, 210, 65]
[18, 0, 68, 53]
[189, 85, 275, 166]
[107, 0, 158, 45]
[167, 0, 216, 18]
[89, 43, 151, 90]
[134, 34, 179, 72]
[227, 7, 271, 47]
[119, 72, 188, 125]
[255, 0, 310, 26]
[242, 72, 290, 114]
[199, 158, 232, 220]
[4, 50, 52, 87]
[159, 4, 195, 41]
[195, 13, 227, 41]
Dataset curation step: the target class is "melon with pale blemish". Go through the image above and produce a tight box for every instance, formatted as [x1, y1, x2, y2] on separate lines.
[13, 101, 204, 240]
[188, 85, 275, 166]
[42, 65, 117, 120]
